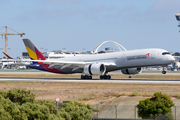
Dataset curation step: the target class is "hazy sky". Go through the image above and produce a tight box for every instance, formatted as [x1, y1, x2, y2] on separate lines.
[0, 0, 180, 58]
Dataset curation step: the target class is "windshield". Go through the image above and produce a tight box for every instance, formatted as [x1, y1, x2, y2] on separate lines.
[162, 52, 170, 55]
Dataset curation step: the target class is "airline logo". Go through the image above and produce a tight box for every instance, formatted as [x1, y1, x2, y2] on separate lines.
[146, 53, 150, 57]
[126, 53, 150, 60]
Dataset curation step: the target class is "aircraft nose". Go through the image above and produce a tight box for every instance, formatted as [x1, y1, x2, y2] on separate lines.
[169, 56, 175, 62]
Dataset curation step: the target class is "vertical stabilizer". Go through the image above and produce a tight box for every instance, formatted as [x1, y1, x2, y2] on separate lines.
[23, 39, 46, 60]
[3, 52, 13, 59]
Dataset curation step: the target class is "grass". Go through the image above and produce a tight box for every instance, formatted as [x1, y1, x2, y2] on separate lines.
[0, 74, 81, 78]
[104, 92, 121, 98]
[142, 92, 154, 97]
[130, 91, 154, 97]
[0, 80, 180, 102]
[130, 91, 139, 96]
[70, 92, 96, 101]
[176, 93, 180, 99]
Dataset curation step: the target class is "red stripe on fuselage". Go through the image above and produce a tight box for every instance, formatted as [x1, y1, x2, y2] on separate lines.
[34, 47, 66, 74]
[38, 62, 66, 74]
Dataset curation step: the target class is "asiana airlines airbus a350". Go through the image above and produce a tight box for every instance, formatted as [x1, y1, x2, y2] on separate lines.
[19, 39, 175, 79]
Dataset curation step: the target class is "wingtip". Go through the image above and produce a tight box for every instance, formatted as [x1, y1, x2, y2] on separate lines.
[3, 52, 7, 56]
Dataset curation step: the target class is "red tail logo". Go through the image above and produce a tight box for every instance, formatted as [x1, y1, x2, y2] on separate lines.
[146, 53, 150, 57]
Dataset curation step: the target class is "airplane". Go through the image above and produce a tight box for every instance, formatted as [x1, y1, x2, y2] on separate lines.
[3, 52, 40, 69]
[20, 39, 175, 79]
[3, 52, 13, 59]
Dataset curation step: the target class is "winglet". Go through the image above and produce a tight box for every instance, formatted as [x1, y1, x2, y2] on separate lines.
[3, 52, 13, 59]
[23, 39, 47, 60]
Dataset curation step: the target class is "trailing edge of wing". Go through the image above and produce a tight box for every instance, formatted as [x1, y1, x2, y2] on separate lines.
[72, 67, 80, 71]
[32, 60, 87, 68]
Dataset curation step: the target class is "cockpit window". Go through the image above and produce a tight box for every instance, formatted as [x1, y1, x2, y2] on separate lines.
[162, 52, 170, 55]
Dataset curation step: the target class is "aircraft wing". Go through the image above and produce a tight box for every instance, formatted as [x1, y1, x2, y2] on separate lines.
[28, 60, 117, 70]
[2, 52, 20, 61]
[7, 63, 38, 67]
[2, 52, 117, 70]
[41, 60, 86, 68]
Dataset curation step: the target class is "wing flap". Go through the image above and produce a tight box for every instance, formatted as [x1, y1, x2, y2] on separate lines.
[60, 64, 71, 70]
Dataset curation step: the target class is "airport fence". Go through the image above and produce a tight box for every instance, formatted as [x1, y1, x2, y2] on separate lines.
[91, 104, 180, 120]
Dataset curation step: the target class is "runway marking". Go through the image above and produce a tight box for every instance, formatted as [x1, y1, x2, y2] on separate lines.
[0, 77, 180, 84]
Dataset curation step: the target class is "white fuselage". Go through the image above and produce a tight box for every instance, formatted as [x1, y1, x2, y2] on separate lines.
[49, 48, 175, 73]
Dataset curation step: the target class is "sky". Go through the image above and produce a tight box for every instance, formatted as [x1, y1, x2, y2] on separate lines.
[0, 0, 180, 58]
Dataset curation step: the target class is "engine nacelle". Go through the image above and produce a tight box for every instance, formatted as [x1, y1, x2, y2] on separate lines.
[84, 63, 106, 75]
[173, 61, 180, 68]
[121, 68, 142, 74]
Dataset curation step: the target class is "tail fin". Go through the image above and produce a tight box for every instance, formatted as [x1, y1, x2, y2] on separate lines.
[23, 39, 46, 60]
[3, 52, 13, 59]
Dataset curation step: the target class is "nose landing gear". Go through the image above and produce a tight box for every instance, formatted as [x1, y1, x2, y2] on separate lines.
[162, 71, 166, 74]
[162, 66, 166, 74]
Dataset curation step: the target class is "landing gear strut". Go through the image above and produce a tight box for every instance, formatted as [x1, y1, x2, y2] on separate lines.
[100, 75, 111, 79]
[162, 66, 166, 74]
[81, 75, 92, 79]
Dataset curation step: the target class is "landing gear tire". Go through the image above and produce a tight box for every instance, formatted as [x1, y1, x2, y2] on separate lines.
[104, 75, 108, 79]
[85, 75, 88, 79]
[81, 75, 84, 79]
[162, 71, 166, 74]
[100, 75, 111, 79]
[107, 75, 111, 79]
[162, 66, 166, 74]
[81, 75, 92, 79]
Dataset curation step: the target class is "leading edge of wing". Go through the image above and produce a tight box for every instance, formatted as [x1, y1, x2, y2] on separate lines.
[23, 60, 117, 68]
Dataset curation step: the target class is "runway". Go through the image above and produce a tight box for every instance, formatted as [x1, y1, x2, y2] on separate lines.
[0, 71, 180, 75]
[0, 77, 180, 84]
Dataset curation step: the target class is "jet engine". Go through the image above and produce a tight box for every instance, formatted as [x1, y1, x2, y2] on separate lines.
[173, 61, 180, 68]
[84, 63, 106, 75]
[121, 67, 142, 74]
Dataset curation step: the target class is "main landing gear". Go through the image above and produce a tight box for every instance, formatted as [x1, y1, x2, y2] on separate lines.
[81, 74, 112, 79]
[100, 75, 111, 79]
[81, 75, 92, 79]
